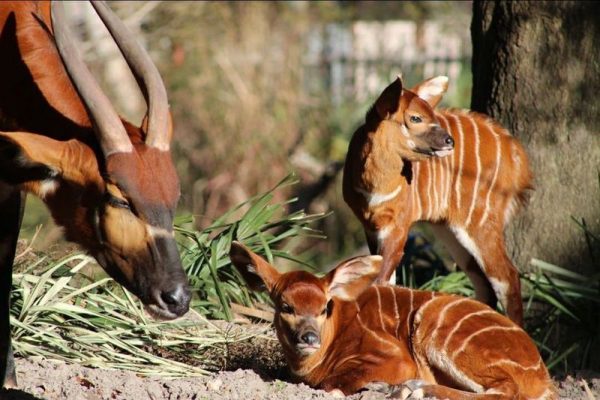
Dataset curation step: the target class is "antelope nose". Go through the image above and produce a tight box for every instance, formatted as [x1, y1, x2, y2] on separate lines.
[160, 284, 191, 316]
[301, 332, 319, 345]
[444, 135, 454, 147]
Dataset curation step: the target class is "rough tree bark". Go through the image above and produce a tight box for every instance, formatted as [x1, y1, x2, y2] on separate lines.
[471, 1, 600, 273]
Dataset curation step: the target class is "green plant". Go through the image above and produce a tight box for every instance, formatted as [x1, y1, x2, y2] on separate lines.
[522, 258, 599, 372]
[10, 176, 325, 376]
[177, 174, 326, 320]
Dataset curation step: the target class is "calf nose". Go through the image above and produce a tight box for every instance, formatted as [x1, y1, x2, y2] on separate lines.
[444, 135, 454, 147]
[300, 331, 319, 345]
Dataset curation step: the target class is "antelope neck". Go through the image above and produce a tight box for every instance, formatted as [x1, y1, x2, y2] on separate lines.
[358, 127, 405, 196]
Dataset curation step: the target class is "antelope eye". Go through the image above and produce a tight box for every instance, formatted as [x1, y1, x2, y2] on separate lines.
[107, 195, 130, 210]
[281, 303, 293, 314]
[409, 115, 422, 124]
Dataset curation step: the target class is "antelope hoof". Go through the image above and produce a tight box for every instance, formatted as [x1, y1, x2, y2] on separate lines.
[363, 381, 393, 393]
[389, 380, 427, 399]
[329, 388, 345, 398]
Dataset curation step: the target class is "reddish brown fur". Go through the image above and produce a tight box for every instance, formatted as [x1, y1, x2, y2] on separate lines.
[343, 76, 532, 324]
[0, 1, 189, 317]
[230, 244, 556, 399]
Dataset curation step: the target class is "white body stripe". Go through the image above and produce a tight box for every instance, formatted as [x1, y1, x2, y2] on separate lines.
[390, 287, 400, 338]
[451, 325, 521, 358]
[431, 158, 438, 217]
[489, 358, 543, 371]
[407, 290, 414, 339]
[377, 226, 392, 252]
[449, 226, 484, 270]
[465, 117, 481, 226]
[374, 287, 386, 333]
[479, 122, 502, 226]
[488, 277, 509, 308]
[426, 162, 433, 219]
[442, 309, 496, 351]
[426, 347, 485, 393]
[452, 114, 464, 211]
[38, 178, 58, 199]
[414, 163, 422, 219]
[431, 298, 470, 343]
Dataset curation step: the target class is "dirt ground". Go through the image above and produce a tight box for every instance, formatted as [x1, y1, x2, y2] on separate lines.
[0, 323, 597, 400]
[2, 355, 599, 400]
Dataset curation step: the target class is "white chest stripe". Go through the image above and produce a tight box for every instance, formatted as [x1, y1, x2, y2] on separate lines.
[356, 185, 402, 207]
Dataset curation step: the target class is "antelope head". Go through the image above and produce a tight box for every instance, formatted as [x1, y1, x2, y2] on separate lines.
[0, 1, 189, 320]
[230, 242, 381, 360]
[373, 75, 454, 161]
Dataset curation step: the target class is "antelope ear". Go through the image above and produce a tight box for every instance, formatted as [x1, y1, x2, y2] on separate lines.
[374, 76, 403, 119]
[229, 241, 281, 292]
[411, 76, 448, 108]
[325, 255, 382, 301]
[0, 133, 97, 198]
[0, 132, 67, 186]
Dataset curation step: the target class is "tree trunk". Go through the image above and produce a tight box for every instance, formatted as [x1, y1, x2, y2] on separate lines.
[471, 1, 600, 273]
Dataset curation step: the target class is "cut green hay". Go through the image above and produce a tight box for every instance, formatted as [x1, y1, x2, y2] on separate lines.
[10, 254, 269, 377]
[10, 175, 325, 377]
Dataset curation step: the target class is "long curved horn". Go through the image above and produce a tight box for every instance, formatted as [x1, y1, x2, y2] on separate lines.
[90, 1, 171, 151]
[51, 1, 133, 156]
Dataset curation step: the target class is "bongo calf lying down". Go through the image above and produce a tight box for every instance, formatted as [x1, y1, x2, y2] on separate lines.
[230, 242, 557, 399]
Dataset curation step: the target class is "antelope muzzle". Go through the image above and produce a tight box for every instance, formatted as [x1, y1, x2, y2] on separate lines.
[293, 317, 322, 355]
[416, 124, 454, 157]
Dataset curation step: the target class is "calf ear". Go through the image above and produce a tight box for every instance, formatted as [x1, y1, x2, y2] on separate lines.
[229, 241, 281, 293]
[324, 255, 382, 301]
[411, 76, 448, 108]
[375, 75, 403, 119]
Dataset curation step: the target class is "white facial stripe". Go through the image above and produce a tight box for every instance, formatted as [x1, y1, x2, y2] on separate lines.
[356, 185, 402, 207]
[145, 224, 174, 238]
[401, 125, 410, 138]
[407, 139, 416, 149]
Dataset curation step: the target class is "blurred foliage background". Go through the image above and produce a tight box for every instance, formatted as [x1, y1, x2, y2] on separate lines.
[21, 0, 472, 270]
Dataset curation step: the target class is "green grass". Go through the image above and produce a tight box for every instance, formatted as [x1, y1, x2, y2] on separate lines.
[10, 175, 325, 376]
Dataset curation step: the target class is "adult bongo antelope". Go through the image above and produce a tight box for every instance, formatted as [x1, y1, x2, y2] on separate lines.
[0, 1, 190, 388]
[230, 242, 556, 399]
[342, 75, 532, 325]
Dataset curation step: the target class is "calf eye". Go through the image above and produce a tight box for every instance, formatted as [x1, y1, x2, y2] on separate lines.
[281, 303, 293, 314]
[410, 115, 422, 124]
